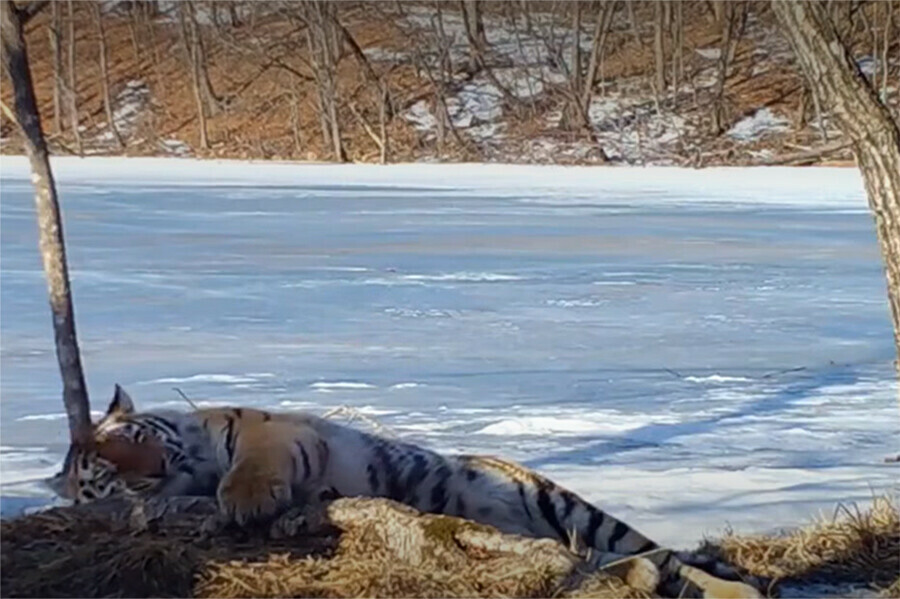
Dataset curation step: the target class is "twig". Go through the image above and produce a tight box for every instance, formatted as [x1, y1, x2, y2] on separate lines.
[760, 366, 807, 379]
[172, 387, 199, 411]
[663, 368, 684, 379]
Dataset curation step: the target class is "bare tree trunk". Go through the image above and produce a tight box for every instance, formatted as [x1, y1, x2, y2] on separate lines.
[126, 2, 141, 64]
[379, 87, 388, 164]
[571, 2, 582, 94]
[1, 0, 93, 447]
[653, 0, 666, 97]
[91, 2, 123, 149]
[65, 0, 82, 155]
[48, 1, 63, 135]
[773, 0, 900, 359]
[671, 0, 684, 108]
[559, 1, 583, 130]
[303, 0, 345, 162]
[185, 0, 221, 116]
[581, 1, 617, 115]
[881, 0, 893, 102]
[289, 87, 304, 157]
[333, 16, 394, 118]
[625, 0, 640, 46]
[710, 1, 746, 134]
[178, 2, 209, 150]
[459, 0, 487, 72]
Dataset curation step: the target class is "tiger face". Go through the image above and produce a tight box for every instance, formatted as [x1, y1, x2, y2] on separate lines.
[46, 446, 131, 503]
[46, 386, 168, 504]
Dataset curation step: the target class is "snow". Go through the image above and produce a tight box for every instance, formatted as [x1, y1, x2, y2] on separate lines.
[695, 48, 722, 61]
[93, 80, 150, 151]
[0, 157, 896, 556]
[395, 5, 573, 146]
[311, 382, 378, 391]
[728, 107, 791, 141]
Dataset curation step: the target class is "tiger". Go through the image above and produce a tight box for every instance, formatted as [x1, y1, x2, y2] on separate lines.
[47, 385, 764, 598]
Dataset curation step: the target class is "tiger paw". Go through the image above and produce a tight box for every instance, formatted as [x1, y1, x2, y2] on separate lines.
[269, 506, 307, 539]
[623, 557, 660, 594]
[702, 579, 764, 599]
[681, 566, 764, 599]
[217, 463, 292, 525]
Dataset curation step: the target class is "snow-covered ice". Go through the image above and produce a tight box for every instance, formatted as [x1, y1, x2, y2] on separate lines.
[0, 157, 897, 551]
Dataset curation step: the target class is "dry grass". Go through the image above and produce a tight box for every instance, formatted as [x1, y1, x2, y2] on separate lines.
[706, 495, 899, 596]
[1, 496, 896, 598]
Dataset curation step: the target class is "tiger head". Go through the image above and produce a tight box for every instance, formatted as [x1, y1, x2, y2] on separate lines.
[46, 385, 168, 504]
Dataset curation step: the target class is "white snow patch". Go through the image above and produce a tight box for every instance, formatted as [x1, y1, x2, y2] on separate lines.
[363, 47, 408, 63]
[17, 411, 104, 422]
[695, 48, 722, 60]
[158, 138, 192, 157]
[310, 381, 377, 391]
[856, 56, 878, 77]
[683, 375, 753, 384]
[402, 272, 521, 282]
[95, 80, 150, 147]
[142, 373, 274, 385]
[477, 411, 680, 436]
[728, 108, 790, 141]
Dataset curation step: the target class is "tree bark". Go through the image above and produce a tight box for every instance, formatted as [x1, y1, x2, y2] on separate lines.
[91, 2, 123, 149]
[581, 0, 617, 116]
[303, 0, 345, 162]
[459, 0, 487, 73]
[1, 0, 93, 446]
[48, 1, 62, 134]
[65, 0, 82, 155]
[653, 0, 667, 97]
[178, 2, 209, 149]
[773, 0, 900, 359]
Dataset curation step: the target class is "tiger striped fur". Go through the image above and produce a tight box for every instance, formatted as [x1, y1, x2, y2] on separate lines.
[48, 386, 763, 598]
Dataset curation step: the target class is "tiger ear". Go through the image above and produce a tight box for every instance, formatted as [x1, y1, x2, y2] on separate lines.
[107, 384, 135, 416]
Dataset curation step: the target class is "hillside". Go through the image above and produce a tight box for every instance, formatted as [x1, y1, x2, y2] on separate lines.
[0, 1, 897, 166]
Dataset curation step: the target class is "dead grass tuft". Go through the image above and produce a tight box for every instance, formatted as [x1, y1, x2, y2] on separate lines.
[706, 495, 899, 592]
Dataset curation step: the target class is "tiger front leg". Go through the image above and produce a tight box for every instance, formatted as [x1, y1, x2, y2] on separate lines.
[217, 455, 293, 525]
[216, 421, 325, 526]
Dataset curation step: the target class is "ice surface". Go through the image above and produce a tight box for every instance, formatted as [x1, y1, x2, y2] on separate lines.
[0, 157, 896, 551]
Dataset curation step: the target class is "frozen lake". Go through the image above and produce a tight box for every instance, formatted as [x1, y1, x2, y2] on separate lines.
[1, 157, 897, 547]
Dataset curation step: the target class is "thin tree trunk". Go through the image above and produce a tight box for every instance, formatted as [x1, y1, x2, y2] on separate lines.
[379, 87, 388, 164]
[625, 0, 640, 46]
[304, 0, 344, 162]
[581, 1, 617, 115]
[460, 0, 487, 73]
[571, 2, 582, 94]
[65, 0, 82, 155]
[671, 0, 684, 108]
[711, 1, 743, 134]
[48, 1, 63, 135]
[881, 0, 893, 102]
[126, 2, 141, 63]
[186, 0, 220, 116]
[1, 0, 93, 446]
[92, 2, 123, 149]
[178, 2, 209, 150]
[653, 0, 666, 97]
[773, 0, 900, 360]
